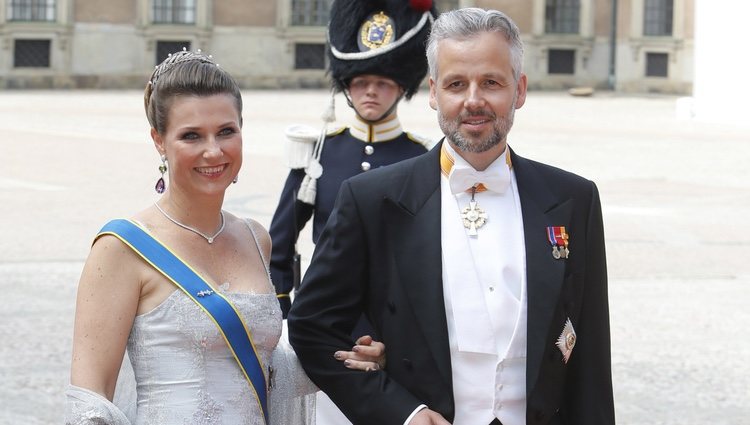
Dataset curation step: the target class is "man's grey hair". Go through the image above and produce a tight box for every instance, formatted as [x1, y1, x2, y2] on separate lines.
[426, 8, 524, 82]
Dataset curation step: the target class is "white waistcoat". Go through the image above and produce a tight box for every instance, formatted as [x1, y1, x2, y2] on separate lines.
[440, 147, 528, 425]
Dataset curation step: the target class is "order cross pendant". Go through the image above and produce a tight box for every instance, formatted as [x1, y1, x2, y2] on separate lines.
[461, 187, 488, 236]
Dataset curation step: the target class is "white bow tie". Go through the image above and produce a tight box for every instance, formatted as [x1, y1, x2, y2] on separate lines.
[448, 165, 510, 195]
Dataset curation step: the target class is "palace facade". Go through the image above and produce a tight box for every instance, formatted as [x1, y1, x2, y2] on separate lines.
[0, 0, 693, 93]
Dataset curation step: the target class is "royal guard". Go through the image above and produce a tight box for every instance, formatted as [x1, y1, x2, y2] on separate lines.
[269, 0, 439, 317]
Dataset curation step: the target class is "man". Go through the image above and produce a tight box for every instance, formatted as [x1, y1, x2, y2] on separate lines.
[269, 0, 436, 318]
[288, 7, 615, 425]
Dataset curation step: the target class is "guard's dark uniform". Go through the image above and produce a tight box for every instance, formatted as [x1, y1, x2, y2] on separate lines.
[270, 121, 429, 317]
[269, 0, 437, 333]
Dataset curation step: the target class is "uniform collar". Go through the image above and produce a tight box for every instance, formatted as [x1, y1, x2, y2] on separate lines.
[350, 115, 403, 143]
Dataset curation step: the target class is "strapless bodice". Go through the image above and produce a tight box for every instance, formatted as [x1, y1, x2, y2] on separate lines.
[126, 285, 281, 425]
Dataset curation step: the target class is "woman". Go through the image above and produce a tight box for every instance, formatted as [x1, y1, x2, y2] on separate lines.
[65, 49, 383, 424]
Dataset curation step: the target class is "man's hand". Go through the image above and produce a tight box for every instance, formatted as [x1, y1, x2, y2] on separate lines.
[409, 408, 451, 424]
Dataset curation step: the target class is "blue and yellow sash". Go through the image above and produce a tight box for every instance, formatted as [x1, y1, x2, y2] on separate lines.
[97, 219, 269, 424]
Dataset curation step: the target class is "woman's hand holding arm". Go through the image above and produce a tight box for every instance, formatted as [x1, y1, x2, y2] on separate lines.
[333, 335, 387, 372]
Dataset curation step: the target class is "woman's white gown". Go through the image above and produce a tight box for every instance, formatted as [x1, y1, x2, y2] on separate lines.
[66, 222, 316, 424]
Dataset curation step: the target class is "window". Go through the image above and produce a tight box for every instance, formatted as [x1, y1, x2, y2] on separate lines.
[548, 49, 576, 74]
[156, 40, 191, 64]
[8, 0, 56, 22]
[14, 39, 51, 68]
[291, 0, 331, 26]
[294, 43, 325, 69]
[152, 0, 195, 24]
[643, 0, 673, 36]
[545, 0, 580, 34]
[434, 0, 459, 12]
[645, 52, 668, 77]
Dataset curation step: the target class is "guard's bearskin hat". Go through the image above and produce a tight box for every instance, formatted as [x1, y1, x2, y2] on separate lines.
[328, 0, 438, 100]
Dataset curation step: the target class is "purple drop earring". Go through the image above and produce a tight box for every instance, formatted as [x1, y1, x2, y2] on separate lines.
[155, 155, 167, 194]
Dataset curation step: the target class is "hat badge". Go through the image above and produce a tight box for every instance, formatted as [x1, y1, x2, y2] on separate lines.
[359, 12, 395, 51]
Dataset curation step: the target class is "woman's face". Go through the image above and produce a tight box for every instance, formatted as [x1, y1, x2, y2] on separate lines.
[347, 74, 404, 121]
[152, 93, 242, 198]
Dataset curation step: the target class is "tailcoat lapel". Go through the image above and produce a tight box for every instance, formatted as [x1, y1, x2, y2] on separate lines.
[384, 144, 453, 388]
[511, 149, 573, 394]
[381, 146, 574, 397]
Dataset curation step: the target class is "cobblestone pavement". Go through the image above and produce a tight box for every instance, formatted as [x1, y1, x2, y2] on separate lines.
[0, 90, 748, 424]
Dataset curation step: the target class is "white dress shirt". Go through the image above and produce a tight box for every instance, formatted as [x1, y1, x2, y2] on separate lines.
[439, 142, 528, 425]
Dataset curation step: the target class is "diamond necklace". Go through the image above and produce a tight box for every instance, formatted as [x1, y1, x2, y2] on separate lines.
[154, 202, 225, 244]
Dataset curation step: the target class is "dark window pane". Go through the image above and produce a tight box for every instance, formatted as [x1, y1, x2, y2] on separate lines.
[152, 0, 196, 24]
[294, 43, 325, 69]
[14, 39, 51, 68]
[548, 49, 575, 74]
[9, 0, 56, 22]
[156, 40, 192, 65]
[644, 0, 673, 36]
[291, 0, 332, 26]
[545, 0, 580, 34]
[645, 52, 668, 77]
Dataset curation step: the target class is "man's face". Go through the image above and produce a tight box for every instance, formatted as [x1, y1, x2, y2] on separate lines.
[348, 74, 404, 121]
[429, 31, 527, 154]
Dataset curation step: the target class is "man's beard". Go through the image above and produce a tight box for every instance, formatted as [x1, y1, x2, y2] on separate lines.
[438, 102, 516, 154]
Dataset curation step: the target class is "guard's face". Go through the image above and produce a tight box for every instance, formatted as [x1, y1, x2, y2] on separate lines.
[151, 93, 242, 197]
[429, 31, 527, 154]
[348, 74, 404, 121]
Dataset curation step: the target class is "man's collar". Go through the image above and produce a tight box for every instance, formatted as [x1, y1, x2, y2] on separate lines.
[442, 140, 511, 173]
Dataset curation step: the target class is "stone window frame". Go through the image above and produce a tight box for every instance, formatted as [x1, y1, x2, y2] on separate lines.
[544, 0, 581, 34]
[276, 0, 328, 74]
[531, 0, 594, 77]
[289, 0, 331, 27]
[628, 0, 686, 65]
[643, 0, 673, 37]
[137, 0, 209, 27]
[7, 0, 56, 22]
[151, 0, 197, 25]
[534, 0, 593, 37]
[0, 0, 73, 76]
[135, 0, 211, 71]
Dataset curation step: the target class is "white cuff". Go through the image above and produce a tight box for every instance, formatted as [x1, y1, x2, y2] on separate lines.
[403, 404, 428, 425]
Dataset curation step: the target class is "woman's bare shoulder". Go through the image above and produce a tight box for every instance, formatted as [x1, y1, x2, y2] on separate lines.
[225, 213, 271, 261]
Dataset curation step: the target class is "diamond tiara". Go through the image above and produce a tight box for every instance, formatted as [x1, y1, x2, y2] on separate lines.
[149, 48, 218, 86]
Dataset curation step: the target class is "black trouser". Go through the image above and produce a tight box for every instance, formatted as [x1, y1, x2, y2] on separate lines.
[489, 419, 503, 425]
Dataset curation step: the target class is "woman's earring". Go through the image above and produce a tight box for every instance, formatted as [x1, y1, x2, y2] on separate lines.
[232, 175, 238, 184]
[155, 155, 167, 194]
